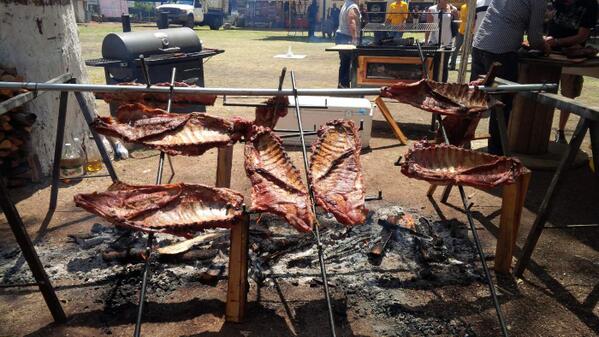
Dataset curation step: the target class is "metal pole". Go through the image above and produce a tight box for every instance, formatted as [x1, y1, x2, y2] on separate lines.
[436, 115, 509, 337]
[74, 90, 118, 182]
[514, 117, 590, 277]
[0, 181, 66, 323]
[457, 0, 477, 84]
[0, 81, 558, 96]
[134, 66, 176, 337]
[290, 71, 337, 337]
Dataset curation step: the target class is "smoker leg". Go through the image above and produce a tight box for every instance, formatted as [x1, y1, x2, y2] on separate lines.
[0, 182, 66, 323]
[495, 171, 531, 273]
[74, 91, 118, 182]
[216, 146, 233, 188]
[226, 213, 250, 322]
[590, 120, 599, 178]
[166, 155, 176, 183]
[514, 118, 590, 277]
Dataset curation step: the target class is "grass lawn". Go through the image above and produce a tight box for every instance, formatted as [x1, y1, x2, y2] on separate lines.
[78, 22, 599, 109]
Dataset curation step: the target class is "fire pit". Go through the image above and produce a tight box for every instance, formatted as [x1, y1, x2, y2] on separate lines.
[0, 203, 483, 336]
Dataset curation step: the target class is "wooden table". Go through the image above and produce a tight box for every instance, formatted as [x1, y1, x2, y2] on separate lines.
[508, 55, 599, 168]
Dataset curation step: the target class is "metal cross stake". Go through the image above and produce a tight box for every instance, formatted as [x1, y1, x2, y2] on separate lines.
[289, 71, 338, 337]
[436, 115, 510, 337]
[133, 64, 177, 337]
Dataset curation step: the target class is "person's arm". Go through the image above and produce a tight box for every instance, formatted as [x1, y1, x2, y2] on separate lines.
[546, 27, 592, 48]
[400, 2, 408, 23]
[385, 3, 393, 23]
[526, 0, 548, 51]
[348, 7, 360, 44]
[547, 0, 598, 48]
[425, 7, 433, 41]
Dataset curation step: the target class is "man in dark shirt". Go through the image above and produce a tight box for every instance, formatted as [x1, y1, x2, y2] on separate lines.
[330, 4, 341, 34]
[545, 0, 598, 143]
[307, 0, 319, 39]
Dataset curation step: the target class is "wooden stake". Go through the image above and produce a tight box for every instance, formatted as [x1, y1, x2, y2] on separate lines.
[495, 170, 531, 273]
[226, 213, 249, 323]
[216, 146, 233, 188]
[374, 96, 408, 145]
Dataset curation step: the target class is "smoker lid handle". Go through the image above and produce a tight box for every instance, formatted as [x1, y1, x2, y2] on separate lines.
[159, 47, 181, 53]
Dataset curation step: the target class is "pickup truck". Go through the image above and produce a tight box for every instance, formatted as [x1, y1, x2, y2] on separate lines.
[157, 0, 226, 30]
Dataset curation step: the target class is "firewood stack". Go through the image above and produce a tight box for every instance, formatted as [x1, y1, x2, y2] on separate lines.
[0, 66, 40, 187]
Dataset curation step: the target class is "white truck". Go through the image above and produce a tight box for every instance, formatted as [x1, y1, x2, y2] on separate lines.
[157, 0, 227, 30]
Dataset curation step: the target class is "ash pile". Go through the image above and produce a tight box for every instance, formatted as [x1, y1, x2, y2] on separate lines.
[253, 204, 481, 336]
[0, 204, 482, 335]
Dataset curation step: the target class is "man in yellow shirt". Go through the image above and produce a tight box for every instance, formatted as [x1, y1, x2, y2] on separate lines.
[386, 0, 409, 38]
[450, 3, 468, 70]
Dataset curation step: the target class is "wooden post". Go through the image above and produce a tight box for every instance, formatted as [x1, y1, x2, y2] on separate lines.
[495, 170, 531, 273]
[508, 62, 562, 154]
[216, 146, 233, 188]
[226, 213, 250, 322]
[374, 97, 409, 145]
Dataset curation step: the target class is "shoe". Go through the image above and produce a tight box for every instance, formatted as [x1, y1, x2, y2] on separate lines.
[555, 130, 567, 144]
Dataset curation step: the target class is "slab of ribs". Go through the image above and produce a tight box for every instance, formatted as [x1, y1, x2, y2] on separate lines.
[381, 79, 503, 146]
[400, 141, 527, 189]
[95, 82, 217, 107]
[74, 182, 244, 236]
[244, 127, 315, 232]
[310, 120, 367, 226]
[93, 103, 252, 156]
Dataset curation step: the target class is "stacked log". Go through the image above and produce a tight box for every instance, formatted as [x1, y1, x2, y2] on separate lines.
[0, 66, 38, 187]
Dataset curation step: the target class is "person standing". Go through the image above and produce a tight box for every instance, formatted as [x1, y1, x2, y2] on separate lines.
[545, 0, 597, 143]
[307, 0, 319, 39]
[336, 0, 361, 88]
[386, 0, 409, 38]
[471, 0, 549, 155]
[473, 0, 492, 34]
[426, 0, 459, 81]
[449, 2, 468, 70]
[330, 3, 341, 36]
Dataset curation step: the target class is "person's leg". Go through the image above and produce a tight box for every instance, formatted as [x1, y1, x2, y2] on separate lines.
[470, 47, 486, 82]
[339, 52, 351, 87]
[336, 33, 352, 87]
[487, 52, 518, 155]
[442, 51, 450, 82]
[450, 33, 463, 69]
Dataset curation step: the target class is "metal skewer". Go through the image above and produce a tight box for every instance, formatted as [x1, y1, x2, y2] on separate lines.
[435, 114, 509, 337]
[289, 71, 337, 337]
[0, 81, 557, 97]
[134, 65, 177, 337]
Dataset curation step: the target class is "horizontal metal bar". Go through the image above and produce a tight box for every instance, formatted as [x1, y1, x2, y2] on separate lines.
[495, 77, 599, 121]
[0, 81, 558, 97]
[278, 131, 318, 138]
[0, 73, 73, 115]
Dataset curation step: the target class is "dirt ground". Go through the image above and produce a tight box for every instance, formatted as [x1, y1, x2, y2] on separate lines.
[0, 23, 597, 337]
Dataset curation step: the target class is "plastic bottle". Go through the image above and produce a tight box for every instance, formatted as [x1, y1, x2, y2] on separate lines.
[60, 139, 85, 179]
[84, 135, 103, 173]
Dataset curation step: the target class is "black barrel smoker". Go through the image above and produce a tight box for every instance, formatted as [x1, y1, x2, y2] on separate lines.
[86, 27, 223, 113]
